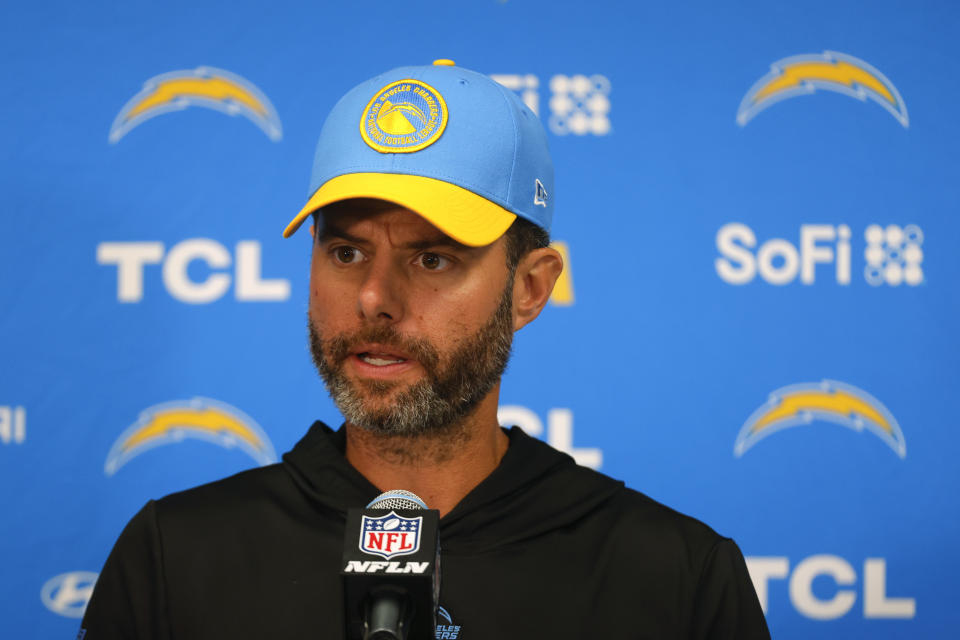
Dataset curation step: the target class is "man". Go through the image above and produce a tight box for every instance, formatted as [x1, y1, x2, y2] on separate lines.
[82, 60, 770, 639]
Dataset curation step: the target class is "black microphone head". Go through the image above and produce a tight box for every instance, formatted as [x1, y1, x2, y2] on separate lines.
[366, 490, 427, 511]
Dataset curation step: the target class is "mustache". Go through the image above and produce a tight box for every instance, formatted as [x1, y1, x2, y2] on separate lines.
[322, 325, 441, 371]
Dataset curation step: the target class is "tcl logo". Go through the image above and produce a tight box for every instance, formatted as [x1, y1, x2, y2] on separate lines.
[746, 555, 915, 620]
[97, 239, 290, 303]
[498, 405, 602, 470]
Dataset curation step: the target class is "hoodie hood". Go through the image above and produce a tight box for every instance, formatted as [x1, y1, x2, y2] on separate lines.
[282, 421, 624, 554]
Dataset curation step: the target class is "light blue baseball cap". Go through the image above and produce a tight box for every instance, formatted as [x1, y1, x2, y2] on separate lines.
[284, 60, 553, 246]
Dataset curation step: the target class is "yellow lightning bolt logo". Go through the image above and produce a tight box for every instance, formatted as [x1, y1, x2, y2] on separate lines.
[109, 67, 282, 143]
[104, 398, 277, 475]
[360, 79, 447, 153]
[737, 52, 908, 128]
[548, 241, 574, 306]
[734, 380, 906, 458]
[377, 100, 428, 135]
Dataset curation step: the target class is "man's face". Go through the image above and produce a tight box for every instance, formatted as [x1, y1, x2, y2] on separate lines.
[307, 199, 515, 436]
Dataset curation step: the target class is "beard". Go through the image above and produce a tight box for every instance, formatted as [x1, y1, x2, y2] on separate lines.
[308, 281, 514, 437]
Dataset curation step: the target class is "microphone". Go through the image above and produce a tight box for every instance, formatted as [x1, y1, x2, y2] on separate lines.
[341, 490, 440, 640]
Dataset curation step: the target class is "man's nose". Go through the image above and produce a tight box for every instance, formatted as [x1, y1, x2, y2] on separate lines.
[357, 258, 404, 323]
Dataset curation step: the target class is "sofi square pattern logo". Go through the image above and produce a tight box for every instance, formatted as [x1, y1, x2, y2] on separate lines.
[864, 224, 923, 286]
[491, 74, 611, 136]
[715, 223, 925, 286]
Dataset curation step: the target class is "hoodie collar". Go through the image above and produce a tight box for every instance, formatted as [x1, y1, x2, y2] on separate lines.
[282, 421, 623, 552]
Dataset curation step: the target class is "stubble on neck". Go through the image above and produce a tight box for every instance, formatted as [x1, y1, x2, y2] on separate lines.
[345, 417, 471, 466]
[343, 387, 510, 515]
[344, 383, 503, 466]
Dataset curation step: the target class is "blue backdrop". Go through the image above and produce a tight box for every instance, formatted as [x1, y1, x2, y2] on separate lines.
[2, 0, 958, 637]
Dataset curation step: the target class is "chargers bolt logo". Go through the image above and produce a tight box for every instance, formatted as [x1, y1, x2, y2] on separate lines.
[734, 380, 906, 458]
[109, 66, 282, 143]
[436, 606, 462, 639]
[737, 51, 908, 128]
[104, 398, 277, 475]
[360, 512, 422, 559]
[360, 80, 447, 153]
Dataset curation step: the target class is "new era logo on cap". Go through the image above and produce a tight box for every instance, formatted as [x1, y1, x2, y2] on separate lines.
[535, 179, 548, 207]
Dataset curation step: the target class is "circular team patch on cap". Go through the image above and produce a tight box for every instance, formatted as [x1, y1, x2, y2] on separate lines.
[360, 79, 448, 153]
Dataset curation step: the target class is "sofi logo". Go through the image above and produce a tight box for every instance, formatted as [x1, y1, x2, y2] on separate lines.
[746, 555, 915, 620]
[716, 223, 924, 286]
[97, 239, 290, 303]
[716, 224, 851, 285]
[491, 73, 612, 136]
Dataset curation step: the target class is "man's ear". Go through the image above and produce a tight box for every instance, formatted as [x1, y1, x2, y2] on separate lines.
[512, 247, 564, 331]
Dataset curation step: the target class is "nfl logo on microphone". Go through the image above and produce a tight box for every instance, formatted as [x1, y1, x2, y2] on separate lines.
[359, 512, 422, 560]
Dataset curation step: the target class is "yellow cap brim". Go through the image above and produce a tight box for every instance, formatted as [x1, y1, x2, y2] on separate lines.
[282, 173, 517, 247]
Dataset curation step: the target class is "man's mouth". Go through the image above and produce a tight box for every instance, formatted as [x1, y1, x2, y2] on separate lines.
[348, 344, 416, 372]
[358, 352, 408, 367]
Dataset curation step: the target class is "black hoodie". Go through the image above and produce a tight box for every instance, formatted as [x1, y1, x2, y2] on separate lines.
[80, 422, 770, 639]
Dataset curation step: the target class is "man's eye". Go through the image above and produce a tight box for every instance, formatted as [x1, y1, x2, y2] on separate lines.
[417, 253, 450, 271]
[333, 246, 363, 264]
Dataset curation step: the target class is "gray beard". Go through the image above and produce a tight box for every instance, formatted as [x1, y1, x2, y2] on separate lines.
[308, 281, 514, 437]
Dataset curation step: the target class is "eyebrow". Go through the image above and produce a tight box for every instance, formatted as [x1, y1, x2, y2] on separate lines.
[318, 224, 471, 252]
